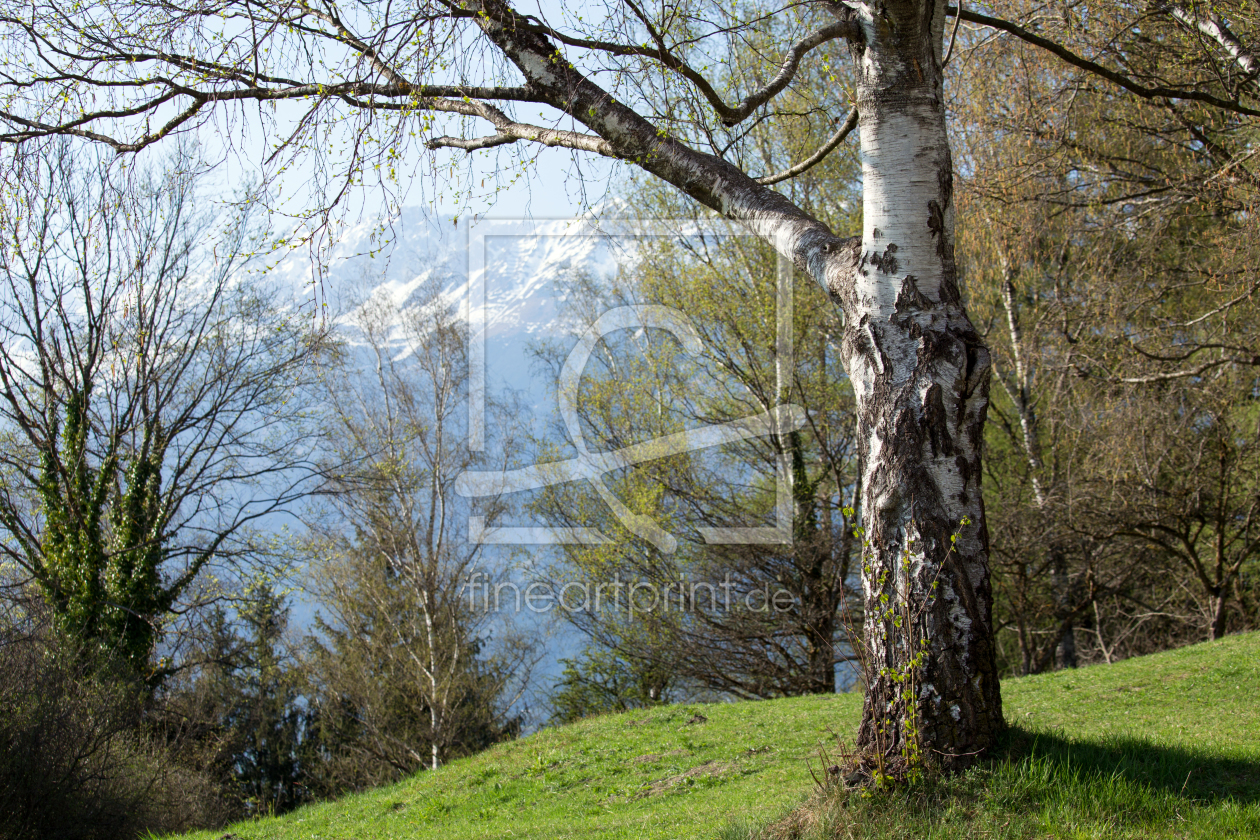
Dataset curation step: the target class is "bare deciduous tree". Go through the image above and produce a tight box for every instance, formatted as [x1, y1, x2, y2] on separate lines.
[302, 287, 527, 780]
[0, 143, 330, 680]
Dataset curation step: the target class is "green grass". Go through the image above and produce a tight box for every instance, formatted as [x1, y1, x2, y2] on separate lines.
[187, 632, 1260, 840]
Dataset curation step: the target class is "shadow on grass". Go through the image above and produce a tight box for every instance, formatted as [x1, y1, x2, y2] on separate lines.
[718, 725, 1260, 840]
[998, 724, 1260, 804]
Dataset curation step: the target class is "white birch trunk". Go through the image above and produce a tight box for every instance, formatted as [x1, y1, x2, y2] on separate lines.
[1167, 2, 1260, 78]
[472, 0, 1003, 768]
[826, 0, 1003, 769]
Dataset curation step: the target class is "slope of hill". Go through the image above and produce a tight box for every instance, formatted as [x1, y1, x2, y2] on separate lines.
[184, 632, 1260, 840]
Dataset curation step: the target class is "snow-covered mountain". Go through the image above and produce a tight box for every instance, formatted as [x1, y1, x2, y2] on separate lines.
[267, 209, 630, 692]
[268, 208, 631, 330]
[268, 207, 636, 401]
[266, 208, 781, 719]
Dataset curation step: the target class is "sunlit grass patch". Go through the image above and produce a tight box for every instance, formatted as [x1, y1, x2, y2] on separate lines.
[181, 632, 1260, 840]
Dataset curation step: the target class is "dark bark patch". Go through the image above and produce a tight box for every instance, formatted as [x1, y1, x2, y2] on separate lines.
[921, 383, 952, 457]
[843, 316, 877, 373]
[938, 270, 962, 306]
[868, 243, 900, 275]
[937, 161, 954, 212]
[955, 454, 972, 491]
[824, 237, 863, 307]
[927, 199, 947, 259]
[894, 273, 932, 314]
[963, 339, 990, 396]
[913, 323, 955, 371]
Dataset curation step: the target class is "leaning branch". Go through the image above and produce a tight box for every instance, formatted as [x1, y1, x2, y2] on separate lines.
[496, 8, 858, 126]
[461, 0, 850, 286]
[420, 91, 617, 156]
[0, 76, 544, 150]
[427, 124, 614, 155]
[948, 5, 1260, 118]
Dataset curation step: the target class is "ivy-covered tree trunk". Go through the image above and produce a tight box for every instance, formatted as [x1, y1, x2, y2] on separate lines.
[0, 147, 328, 689]
[37, 387, 170, 679]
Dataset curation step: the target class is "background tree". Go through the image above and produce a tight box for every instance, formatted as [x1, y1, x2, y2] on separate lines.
[0, 143, 330, 681]
[299, 286, 527, 791]
[166, 582, 311, 817]
[952, 0, 1260, 671]
[0, 592, 232, 840]
[1090, 382, 1259, 643]
[548, 643, 675, 724]
[532, 224, 864, 700]
[529, 57, 868, 701]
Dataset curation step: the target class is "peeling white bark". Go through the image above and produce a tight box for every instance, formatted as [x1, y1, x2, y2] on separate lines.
[833, 0, 1003, 768]
[467, 0, 1002, 768]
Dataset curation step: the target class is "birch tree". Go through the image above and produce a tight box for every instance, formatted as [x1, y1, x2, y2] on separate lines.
[3, 0, 1257, 768]
[302, 289, 525, 779]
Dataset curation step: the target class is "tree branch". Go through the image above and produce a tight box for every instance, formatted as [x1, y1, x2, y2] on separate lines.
[1162, 1, 1260, 79]
[0, 74, 543, 150]
[427, 123, 614, 155]
[1076, 354, 1260, 383]
[498, 9, 859, 126]
[948, 5, 1260, 117]
[456, 0, 848, 283]
[756, 106, 857, 185]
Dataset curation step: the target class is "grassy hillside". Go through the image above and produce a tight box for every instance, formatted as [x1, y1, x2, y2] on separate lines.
[189, 632, 1260, 840]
